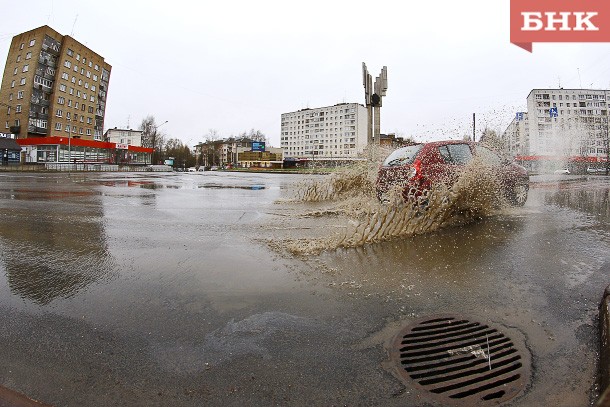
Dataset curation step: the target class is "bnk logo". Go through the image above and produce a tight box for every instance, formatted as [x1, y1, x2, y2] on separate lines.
[510, 0, 610, 52]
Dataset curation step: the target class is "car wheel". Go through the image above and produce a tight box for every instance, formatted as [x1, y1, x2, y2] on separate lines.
[510, 182, 529, 206]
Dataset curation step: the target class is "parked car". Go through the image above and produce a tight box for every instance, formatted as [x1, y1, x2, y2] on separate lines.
[375, 140, 530, 207]
[553, 168, 570, 175]
[586, 167, 606, 174]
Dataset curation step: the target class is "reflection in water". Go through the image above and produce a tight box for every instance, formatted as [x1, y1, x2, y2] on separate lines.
[544, 183, 610, 223]
[0, 176, 115, 305]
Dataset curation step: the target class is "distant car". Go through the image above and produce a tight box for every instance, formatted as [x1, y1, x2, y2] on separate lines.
[553, 169, 570, 175]
[376, 140, 530, 207]
[187, 167, 197, 172]
[587, 167, 605, 174]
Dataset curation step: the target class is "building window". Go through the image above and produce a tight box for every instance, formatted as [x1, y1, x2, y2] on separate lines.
[15, 105, 21, 113]
[76, 53, 80, 61]
[90, 95, 94, 102]
[79, 128, 83, 135]
[55, 122, 62, 130]
[10, 80, 15, 88]
[16, 55, 21, 62]
[28, 39, 35, 47]
[64, 60, 71, 68]
[93, 74, 98, 81]
[25, 52, 31, 60]
[19, 43, 24, 50]
[86, 128, 91, 135]
[67, 48, 73, 56]
[59, 84, 66, 92]
[71, 76, 76, 83]
[66, 112, 71, 120]
[82, 57, 86, 64]
[22, 65, 30, 73]
[17, 91, 23, 99]
[94, 64, 99, 71]
[8, 94, 12, 101]
[69, 88, 74, 95]
[20, 77, 25, 85]
[58, 96, 65, 104]
[56, 109, 63, 117]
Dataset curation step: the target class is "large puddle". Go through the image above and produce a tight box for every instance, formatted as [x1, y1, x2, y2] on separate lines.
[272, 153, 517, 256]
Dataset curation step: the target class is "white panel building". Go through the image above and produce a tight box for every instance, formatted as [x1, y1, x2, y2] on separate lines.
[504, 89, 608, 159]
[280, 103, 368, 159]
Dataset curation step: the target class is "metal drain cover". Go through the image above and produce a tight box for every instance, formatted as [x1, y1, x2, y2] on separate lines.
[390, 315, 530, 406]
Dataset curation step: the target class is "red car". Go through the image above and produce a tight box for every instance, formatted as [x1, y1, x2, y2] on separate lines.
[375, 140, 529, 207]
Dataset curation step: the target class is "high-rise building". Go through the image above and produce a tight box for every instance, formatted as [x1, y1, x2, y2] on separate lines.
[504, 89, 608, 160]
[0, 25, 111, 141]
[280, 103, 368, 159]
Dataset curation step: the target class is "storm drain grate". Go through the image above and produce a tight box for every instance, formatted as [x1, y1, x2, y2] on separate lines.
[390, 315, 530, 406]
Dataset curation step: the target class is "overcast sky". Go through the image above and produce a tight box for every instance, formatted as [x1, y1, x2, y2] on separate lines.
[2, 0, 610, 148]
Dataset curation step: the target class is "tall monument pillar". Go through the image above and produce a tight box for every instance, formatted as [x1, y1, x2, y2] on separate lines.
[362, 63, 388, 145]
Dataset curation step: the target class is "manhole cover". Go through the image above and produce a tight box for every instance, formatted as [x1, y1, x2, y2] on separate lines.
[390, 315, 530, 406]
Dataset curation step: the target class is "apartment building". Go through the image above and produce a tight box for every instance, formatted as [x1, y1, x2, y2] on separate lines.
[280, 103, 368, 159]
[0, 25, 111, 141]
[104, 128, 143, 147]
[504, 89, 608, 160]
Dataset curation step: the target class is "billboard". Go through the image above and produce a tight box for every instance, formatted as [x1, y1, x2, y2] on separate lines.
[252, 141, 265, 152]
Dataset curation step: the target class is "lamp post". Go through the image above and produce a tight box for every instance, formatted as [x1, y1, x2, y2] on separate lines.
[68, 121, 71, 166]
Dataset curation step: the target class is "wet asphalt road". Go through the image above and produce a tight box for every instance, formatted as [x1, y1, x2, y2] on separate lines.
[0, 171, 608, 406]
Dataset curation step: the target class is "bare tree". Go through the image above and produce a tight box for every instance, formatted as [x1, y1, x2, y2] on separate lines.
[205, 128, 219, 142]
[242, 129, 267, 143]
[140, 115, 166, 164]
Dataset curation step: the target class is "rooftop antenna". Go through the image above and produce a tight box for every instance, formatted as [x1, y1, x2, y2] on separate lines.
[558, 76, 562, 88]
[70, 14, 79, 36]
[127, 115, 130, 129]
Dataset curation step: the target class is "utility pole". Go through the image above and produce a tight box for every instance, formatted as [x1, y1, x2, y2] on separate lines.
[473, 113, 476, 142]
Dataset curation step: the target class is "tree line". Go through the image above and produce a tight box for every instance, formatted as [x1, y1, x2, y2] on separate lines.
[139, 115, 267, 169]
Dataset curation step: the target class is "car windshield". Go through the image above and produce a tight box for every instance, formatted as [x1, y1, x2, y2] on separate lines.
[382, 145, 423, 167]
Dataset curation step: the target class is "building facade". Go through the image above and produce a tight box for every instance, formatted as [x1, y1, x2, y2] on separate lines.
[0, 25, 111, 142]
[504, 89, 608, 158]
[104, 128, 143, 147]
[280, 103, 368, 159]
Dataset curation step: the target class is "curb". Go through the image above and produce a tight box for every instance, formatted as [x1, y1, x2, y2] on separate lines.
[599, 285, 610, 407]
[0, 385, 52, 407]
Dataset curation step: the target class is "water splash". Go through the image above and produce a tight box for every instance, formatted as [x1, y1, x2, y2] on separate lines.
[280, 153, 511, 255]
